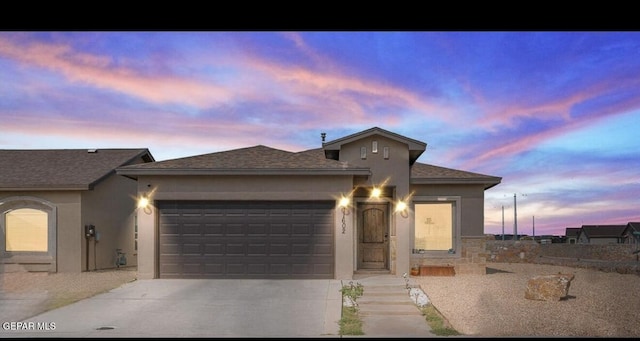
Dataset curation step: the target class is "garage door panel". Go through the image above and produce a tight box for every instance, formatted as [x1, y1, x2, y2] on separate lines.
[291, 224, 311, 236]
[247, 224, 267, 235]
[226, 224, 245, 236]
[270, 224, 290, 235]
[161, 243, 180, 255]
[204, 263, 224, 274]
[204, 243, 224, 255]
[247, 243, 267, 255]
[291, 243, 311, 256]
[182, 243, 201, 255]
[225, 243, 245, 255]
[183, 263, 202, 274]
[270, 243, 290, 255]
[314, 243, 333, 255]
[204, 224, 223, 236]
[158, 200, 334, 279]
[181, 224, 201, 235]
[247, 264, 267, 274]
[226, 263, 246, 274]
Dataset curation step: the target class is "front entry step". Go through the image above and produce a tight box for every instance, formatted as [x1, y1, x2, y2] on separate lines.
[349, 275, 434, 336]
[357, 284, 422, 316]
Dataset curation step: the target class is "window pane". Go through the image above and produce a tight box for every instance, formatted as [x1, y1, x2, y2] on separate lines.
[5, 208, 48, 252]
[414, 203, 452, 250]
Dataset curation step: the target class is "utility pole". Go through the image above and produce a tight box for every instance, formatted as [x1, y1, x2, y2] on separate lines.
[501, 206, 505, 241]
[513, 193, 518, 241]
[532, 216, 535, 237]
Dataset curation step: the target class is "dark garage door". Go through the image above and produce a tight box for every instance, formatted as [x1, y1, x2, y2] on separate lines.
[157, 200, 335, 279]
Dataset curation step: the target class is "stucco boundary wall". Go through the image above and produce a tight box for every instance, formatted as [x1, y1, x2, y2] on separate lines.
[486, 240, 640, 275]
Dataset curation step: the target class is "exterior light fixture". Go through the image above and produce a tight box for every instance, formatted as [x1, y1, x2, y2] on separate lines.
[370, 187, 382, 199]
[138, 194, 152, 215]
[338, 196, 351, 234]
[395, 200, 409, 218]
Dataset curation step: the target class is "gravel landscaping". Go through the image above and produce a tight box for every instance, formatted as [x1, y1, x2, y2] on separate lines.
[0, 267, 137, 322]
[414, 262, 640, 337]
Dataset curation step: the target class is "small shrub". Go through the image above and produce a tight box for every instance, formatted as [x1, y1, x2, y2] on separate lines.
[340, 281, 364, 302]
[339, 281, 364, 335]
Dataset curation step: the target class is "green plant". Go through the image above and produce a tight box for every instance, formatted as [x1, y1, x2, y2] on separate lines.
[340, 281, 364, 303]
[339, 281, 364, 335]
[419, 303, 461, 336]
[339, 306, 364, 335]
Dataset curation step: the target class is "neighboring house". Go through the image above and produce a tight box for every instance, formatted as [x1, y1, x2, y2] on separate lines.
[565, 227, 581, 244]
[118, 127, 501, 280]
[0, 149, 154, 273]
[623, 222, 640, 246]
[576, 225, 627, 244]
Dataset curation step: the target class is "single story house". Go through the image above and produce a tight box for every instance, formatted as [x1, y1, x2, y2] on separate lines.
[564, 227, 581, 244]
[118, 127, 501, 280]
[577, 225, 627, 244]
[0, 149, 154, 273]
[623, 222, 640, 246]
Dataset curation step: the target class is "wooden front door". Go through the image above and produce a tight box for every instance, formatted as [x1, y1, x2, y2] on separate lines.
[358, 203, 389, 269]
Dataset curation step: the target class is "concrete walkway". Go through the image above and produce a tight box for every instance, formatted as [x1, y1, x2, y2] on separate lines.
[350, 274, 435, 337]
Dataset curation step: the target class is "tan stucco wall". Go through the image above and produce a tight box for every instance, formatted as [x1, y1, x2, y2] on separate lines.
[135, 174, 355, 279]
[1, 191, 82, 272]
[410, 184, 487, 237]
[339, 136, 412, 276]
[81, 173, 139, 271]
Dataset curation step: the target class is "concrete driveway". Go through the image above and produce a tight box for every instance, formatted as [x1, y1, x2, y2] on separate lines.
[0, 278, 343, 338]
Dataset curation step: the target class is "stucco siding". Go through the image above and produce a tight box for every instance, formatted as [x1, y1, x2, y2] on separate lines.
[81, 173, 139, 271]
[339, 136, 413, 276]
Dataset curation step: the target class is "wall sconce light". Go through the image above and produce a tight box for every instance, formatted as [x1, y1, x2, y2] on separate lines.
[370, 187, 382, 199]
[338, 196, 351, 234]
[138, 194, 152, 215]
[395, 200, 409, 218]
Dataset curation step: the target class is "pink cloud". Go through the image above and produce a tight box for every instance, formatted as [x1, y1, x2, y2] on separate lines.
[479, 69, 640, 130]
[458, 93, 640, 171]
[0, 36, 233, 108]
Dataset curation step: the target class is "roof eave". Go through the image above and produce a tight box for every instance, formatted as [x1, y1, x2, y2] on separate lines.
[116, 168, 372, 177]
[411, 177, 502, 189]
[0, 185, 90, 191]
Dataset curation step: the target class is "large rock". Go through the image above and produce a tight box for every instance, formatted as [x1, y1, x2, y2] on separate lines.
[524, 273, 575, 301]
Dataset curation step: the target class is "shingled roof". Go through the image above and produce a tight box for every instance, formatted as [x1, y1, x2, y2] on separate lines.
[0, 149, 153, 190]
[117, 145, 371, 178]
[580, 225, 627, 238]
[117, 144, 502, 189]
[565, 227, 581, 238]
[410, 162, 502, 189]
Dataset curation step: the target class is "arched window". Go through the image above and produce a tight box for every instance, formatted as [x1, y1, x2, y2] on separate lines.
[5, 208, 48, 252]
[1, 197, 57, 271]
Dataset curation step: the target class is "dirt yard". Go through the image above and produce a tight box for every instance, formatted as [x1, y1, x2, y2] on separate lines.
[414, 262, 640, 337]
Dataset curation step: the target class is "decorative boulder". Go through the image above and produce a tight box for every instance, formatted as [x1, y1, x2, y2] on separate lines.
[524, 273, 575, 301]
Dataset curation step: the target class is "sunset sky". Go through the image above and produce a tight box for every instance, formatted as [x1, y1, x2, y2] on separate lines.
[1, 31, 638, 237]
